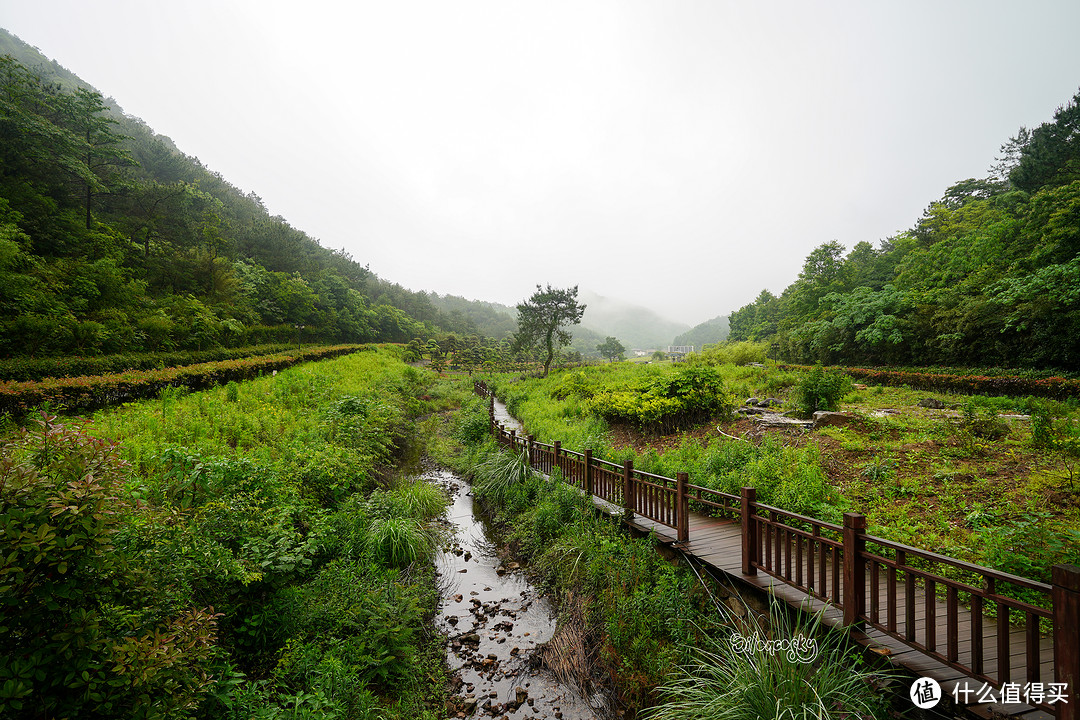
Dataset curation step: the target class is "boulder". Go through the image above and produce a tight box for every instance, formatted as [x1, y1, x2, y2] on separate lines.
[812, 411, 853, 429]
[917, 398, 946, 409]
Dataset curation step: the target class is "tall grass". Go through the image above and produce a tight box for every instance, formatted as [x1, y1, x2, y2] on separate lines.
[644, 602, 897, 720]
[471, 447, 539, 504]
[366, 516, 436, 568]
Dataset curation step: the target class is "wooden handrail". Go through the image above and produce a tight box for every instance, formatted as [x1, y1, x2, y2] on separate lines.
[473, 381, 1079, 715]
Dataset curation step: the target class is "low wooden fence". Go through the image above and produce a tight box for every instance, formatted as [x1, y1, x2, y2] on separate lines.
[474, 381, 1080, 718]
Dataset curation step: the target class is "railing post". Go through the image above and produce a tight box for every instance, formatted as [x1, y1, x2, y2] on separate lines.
[843, 512, 867, 629]
[623, 460, 634, 518]
[509, 428, 516, 451]
[527, 435, 535, 468]
[676, 472, 689, 544]
[1053, 564, 1080, 719]
[741, 486, 757, 575]
[584, 449, 593, 496]
[553, 441, 561, 479]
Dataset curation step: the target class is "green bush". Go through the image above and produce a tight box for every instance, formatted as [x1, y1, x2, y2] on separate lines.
[794, 365, 851, 416]
[589, 365, 734, 433]
[0, 415, 219, 719]
[981, 511, 1080, 582]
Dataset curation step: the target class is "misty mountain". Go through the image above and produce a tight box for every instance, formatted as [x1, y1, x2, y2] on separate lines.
[577, 290, 689, 351]
[671, 315, 729, 349]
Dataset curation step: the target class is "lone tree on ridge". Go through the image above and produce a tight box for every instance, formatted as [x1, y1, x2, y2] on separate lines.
[512, 284, 586, 376]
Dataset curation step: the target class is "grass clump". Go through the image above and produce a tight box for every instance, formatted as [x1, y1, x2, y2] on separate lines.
[644, 603, 898, 720]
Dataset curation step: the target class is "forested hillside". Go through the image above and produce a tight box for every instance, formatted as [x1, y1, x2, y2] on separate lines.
[672, 314, 730, 349]
[728, 89, 1080, 371]
[0, 33, 494, 357]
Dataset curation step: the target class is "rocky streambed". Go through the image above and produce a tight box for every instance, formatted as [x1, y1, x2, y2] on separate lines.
[430, 467, 606, 720]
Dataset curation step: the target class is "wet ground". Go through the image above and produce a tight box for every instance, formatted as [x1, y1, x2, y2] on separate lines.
[430, 466, 604, 720]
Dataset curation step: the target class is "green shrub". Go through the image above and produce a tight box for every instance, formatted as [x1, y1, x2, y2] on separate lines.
[691, 340, 770, 366]
[960, 401, 1010, 440]
[385, 478, 447, 520]
[0, 415, 219, 719]
[589, 365, 734, 433]
[794, 365, 851, 416]
[981, 511, 1080, 582]
[453, 397, 491, 446]
[472, 448, 538, 504]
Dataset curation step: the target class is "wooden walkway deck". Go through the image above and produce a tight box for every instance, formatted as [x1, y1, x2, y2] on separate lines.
[619, 507, 1056, 720]
[477, 384, 1076, 719]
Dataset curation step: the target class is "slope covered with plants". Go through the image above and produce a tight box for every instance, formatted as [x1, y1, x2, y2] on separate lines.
[727, 88, 1080, 371]
[0, 33, 492, 358]
[1, 347, 454, 719]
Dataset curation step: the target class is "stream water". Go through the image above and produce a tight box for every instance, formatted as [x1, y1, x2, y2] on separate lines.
[429, 465, 606, 720]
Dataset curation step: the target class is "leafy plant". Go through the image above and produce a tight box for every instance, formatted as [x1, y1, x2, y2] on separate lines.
[589, 365, 734, 433]
[794, 365, 850, 416]
[981, 511, 1080, 582]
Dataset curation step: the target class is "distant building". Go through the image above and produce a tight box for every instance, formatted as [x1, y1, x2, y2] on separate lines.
[666, 345, 694, 361]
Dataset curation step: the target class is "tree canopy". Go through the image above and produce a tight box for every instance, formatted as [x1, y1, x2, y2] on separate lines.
[512, 284, 586, 376]
[0, 47, 503, 357]
[596, 336, 625, 362]
[726, 86, 1080, 371]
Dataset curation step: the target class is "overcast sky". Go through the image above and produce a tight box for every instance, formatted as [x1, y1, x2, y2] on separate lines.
[3, 1, 1080, 327]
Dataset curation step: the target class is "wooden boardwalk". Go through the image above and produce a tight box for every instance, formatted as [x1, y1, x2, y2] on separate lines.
[621, 508, 1056, 720]
[476, 383, 1078, 720]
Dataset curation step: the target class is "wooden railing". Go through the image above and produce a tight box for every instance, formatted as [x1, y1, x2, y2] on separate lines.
[474, 381, 1080, 718]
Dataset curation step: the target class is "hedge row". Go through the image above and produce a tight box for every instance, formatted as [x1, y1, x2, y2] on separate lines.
[780, 364, 1080, 400]
[0, 345, 369, 419]
[0, 344, 299, 382]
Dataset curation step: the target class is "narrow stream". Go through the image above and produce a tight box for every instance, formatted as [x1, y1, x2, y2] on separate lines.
[429, 465, 606, 720]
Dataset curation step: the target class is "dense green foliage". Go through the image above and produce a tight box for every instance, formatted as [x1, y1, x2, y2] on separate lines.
[0, 46, 498, 358]
[727, 88, 1080, 371]
[0, 343, 293, 382]
[793, 365, 851, 416]
[589, 365, 734, 433]
[1, 348, 453, 719]
[595, 336, 626, 362]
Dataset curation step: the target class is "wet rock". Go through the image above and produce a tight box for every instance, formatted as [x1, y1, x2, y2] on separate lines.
[453, 594, 463, 603]
[811, 411, 853, 428]
[917, 397, 946, 409]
